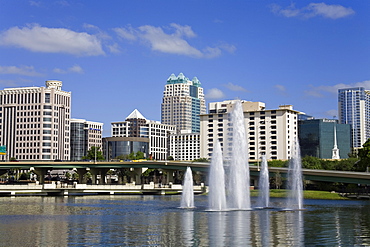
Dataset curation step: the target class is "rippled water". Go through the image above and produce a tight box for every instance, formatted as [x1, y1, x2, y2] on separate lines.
[0, 196, 369, 246]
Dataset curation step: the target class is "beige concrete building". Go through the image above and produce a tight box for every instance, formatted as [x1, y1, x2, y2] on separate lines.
[200, 100, 300, 161]
[161, 73, 206, 134]
[0, 80, 71, 160]
[169, 130, 201, 161]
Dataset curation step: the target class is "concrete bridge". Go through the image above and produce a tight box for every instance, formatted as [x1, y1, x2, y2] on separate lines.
[1, 160, 370, 185]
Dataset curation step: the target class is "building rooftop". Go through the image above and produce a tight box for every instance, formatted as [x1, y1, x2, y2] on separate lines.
[126, 109, 146, 120]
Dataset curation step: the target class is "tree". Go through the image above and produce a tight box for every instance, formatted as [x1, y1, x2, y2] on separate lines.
[302, 156, 322, 170]
[193, 158, 209, 162]
[135, 151, 145, 159]
[356, 139, 370, 171]
[82, 146, 105, 161]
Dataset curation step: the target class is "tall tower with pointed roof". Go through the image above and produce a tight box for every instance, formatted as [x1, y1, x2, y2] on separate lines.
[161, 73, 206, 134]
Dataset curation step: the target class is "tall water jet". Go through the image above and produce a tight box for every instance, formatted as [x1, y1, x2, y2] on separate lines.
[208, 141, 227, 211]
[286, 139, 304, 210]
[228, 100, 250, 210]
[257, 155, 270, 208]
[180, 167, 195, 208]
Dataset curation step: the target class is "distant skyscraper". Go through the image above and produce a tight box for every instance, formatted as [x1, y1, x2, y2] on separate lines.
[338, 87, 370, 148]
[161, 73, 206, 134]
[0, 80, 71, 160]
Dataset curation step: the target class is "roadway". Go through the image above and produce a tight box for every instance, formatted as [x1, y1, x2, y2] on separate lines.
[1, 160, 370, 184]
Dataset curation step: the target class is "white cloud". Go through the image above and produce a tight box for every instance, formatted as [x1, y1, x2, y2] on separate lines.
[306, 3, 355, 19]
[275, 84, 286, 92]
[114, 23, 235, 58]
[137, 24, 203, 57]
[270, 3, 355, 19]
[0, 24, 105, 56]
[224, 82, 248, 92]
[169, 23, 196, 38]
[53, 65, 84, 74]
[107, 43, 121, 54]
[324, 109, 338, 118]
[29, 1, 41, 7]
[113, 26, 137, 41]
[305, 80, 370, 97]
[205, 88, 226, 99]
[0, 65, 43, 76]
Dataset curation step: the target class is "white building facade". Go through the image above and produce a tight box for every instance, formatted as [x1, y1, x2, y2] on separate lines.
[200, 100, 300, 161]
[70, 119, 103, 160]
[111, 109, 175, 160]
[169, 131, 201, 161]
[0, 80, 71, 160]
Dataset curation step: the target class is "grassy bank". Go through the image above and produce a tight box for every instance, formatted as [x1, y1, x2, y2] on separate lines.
[250, 189, 348, 200]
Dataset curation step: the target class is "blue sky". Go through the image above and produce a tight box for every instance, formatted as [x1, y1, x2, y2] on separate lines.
[0, 0, 369, 136]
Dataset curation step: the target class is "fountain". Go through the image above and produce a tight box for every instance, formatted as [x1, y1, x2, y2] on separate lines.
[257, 155, 269, 208]
[227, 100, 250, 210]
[180, 167, 195, 208]
[286, 139, 304, 210]
[208, 141, 227, 211]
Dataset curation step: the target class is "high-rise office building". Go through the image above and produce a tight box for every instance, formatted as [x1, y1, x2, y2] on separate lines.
[0, 80, 71, 160]
[161, 73, 206, 134]
[298, 119, 351, 159]
[338, 87, 370, 149]
[70, 119, 103, 161]
[200, 100, 300, 161]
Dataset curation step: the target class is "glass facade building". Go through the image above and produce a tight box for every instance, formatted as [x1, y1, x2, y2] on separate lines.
[299, 119, 351, 159]
[70, 119, 103, 161]
[103, 137, 149, 160]
[338, 87, 370, 148]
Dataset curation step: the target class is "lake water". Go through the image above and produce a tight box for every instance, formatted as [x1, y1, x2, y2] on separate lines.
[0, 195, 369, 246]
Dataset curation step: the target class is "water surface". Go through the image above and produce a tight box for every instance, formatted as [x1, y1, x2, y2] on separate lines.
[0, 196, 369, 246]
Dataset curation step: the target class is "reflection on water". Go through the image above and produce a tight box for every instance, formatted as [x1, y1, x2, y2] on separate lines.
[257, 210, 270, 247]
[0, 196, 369, 246]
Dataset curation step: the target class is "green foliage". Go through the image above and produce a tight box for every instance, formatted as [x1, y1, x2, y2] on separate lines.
[270, 171, 283, 189]
[268, 157, 359, 172]
[193, 158, 209, 162]
[115, 154, 129, 160]
[356, 139, 370, 171]
[135, 151, 145, 159]
[83, 172, 92, 180]
[82, 146, 105, 161]
[268, 160, 288, 167]
[125, 151, 146, 160]
[302, 156, 322, 169]
[167, 156, 174, 160]
[334, 158, 358, 171]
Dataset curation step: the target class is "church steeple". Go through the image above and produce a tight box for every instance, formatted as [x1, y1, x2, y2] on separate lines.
[332, 124, 340, 159]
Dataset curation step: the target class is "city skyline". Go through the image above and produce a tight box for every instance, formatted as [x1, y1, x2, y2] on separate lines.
[0, 1, 369, 137]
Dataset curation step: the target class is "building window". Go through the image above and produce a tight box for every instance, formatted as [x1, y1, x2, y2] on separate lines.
[45, 93, 50, 103]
